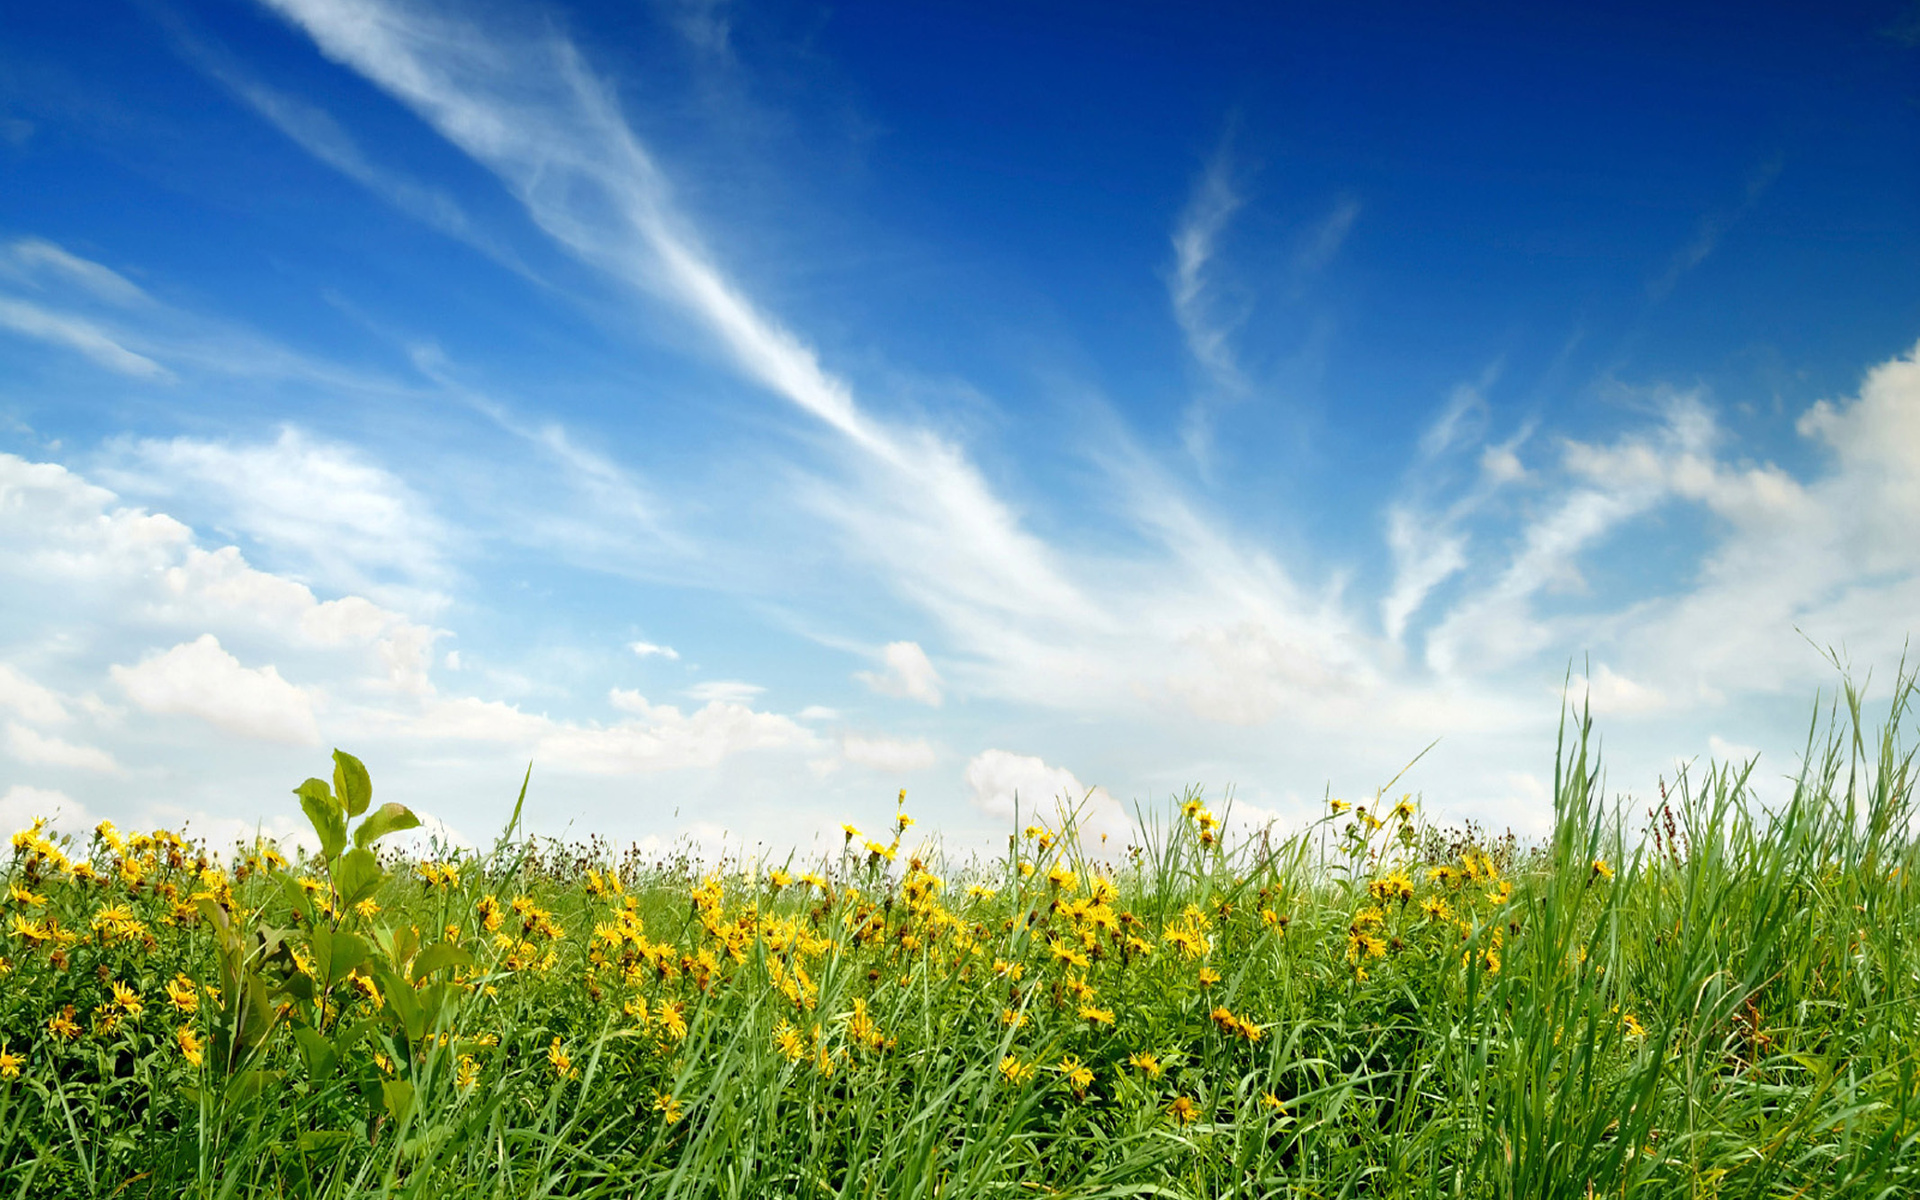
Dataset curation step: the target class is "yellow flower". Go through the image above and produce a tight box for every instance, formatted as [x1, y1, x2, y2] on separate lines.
[165, 975, 199, 1014]
[1621, 1011, 1646, 1041]
[0, 1044, 21, 1078]
[1078, 1004, 1116, 1026]
[1420, 895, 1452, 922]
[1329, 799, 1351, 815]
[7, 883, 44, 908]
[1127, 1051, 1162, 1078]
[1017, 860, 1035, 878]
[1390, 796, 1416, 822]
[842, 824, 860, 842]
[175, 1025, 204, 1067]
[1197, 966, 1222, 987]
[652, 1090, 683, 1124]
[1260, 1090, 1286, 1113]
[1057, 1055, 1094, 1096]
[547, 1036, 575, 1079]
[1592, 858, 1614, 882]
[998, 1054, 1035, 1084]
[354, 898, 380, 920]
[773, 1021, 806, 1061]
[110, 980, 144, 1017]
[1168, 1095, 1199, 1125]
[1000, 1007, 1026, 1028]
[456, 1054, 480, 1088]
[768, 868, 793, 888]
[48, 1006, 80, 1040]
[348, 972, 384, 1010]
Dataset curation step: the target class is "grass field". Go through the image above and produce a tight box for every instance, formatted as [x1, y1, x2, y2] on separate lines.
[2, 673, 1918, 1199]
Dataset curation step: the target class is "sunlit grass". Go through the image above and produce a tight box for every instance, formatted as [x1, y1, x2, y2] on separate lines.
[1, 668, 1917, 1197]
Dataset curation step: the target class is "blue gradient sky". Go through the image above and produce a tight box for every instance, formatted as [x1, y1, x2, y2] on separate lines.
[2, 0, 1917, 856]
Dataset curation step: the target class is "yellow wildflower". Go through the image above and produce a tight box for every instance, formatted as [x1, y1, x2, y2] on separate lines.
[1057, 1055, 1094, 1097]
[0, 1044, 21, 1078]
[1168, 1095, 1199, 1125]
[1592, 858, 1614, 882]
[110, 980, 143, 1017]
[547, 1036, 575, 1079]
[176, 1025, 204, 1067]
[1127, 1051, 1162, 1078]
[652, 1090, 683, 1124]
[1078, 1004, 1116, 1026]
[999, 1054, 1035, 1084]
[48, 1006, 80, 1040]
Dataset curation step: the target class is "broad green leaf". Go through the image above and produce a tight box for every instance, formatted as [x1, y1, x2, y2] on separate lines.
[334, 848, 385, 908]
[380, 971, 426, 1042]
[296, 778, 348, 863]
[353, 801, 421, 850]
[310, 925, 371, 989]
[380, 1079, 415, 1124]
[411, 941, 474, 984]
[292, 1026, 338, 1077]
[374, 924, 419, 973]
[297, 1129, 353, 1155]
[333, 749, 373, 818]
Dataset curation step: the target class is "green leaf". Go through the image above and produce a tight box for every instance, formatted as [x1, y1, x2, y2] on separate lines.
[381, 971, 426, 1042]
[335, 848, 385, 908]
[310, 924, 371, 989]
[297, 1129, 353, 1155]
[411, 941, 474, 984]
[333, 749, 373, 818]
[296, 778, 348, 863]
[353, 801, 421, 850]
[380, 1079, 415, 1125]
[292, 1026, 338, 1077]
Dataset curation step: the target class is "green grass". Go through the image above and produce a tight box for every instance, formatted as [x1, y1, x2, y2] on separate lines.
[2, 667, 1918, 1198]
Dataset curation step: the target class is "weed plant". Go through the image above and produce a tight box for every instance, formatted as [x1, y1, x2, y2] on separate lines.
[1, 669, 1918, 1198]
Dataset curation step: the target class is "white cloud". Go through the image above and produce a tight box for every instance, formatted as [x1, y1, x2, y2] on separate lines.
[0, 664, 69, 726]
[796, 705, 839, 721]
[685, 679, 763, 704]
[111, 635, 322, 745]
[4, 238, 149, 305]
[856, 641, 943, 706]
[539, 693, 813, 774]
[5, 724, 121, 773]
[841, 734, 938, 773]
[0, 296, 170, 378]
[1707, 735, 1761, 764]
[630, 641, 680, 660]
[0, 785, 91, 838]
[1576, 664, 1667, 717]
[963, 748, 1132, 848]
[105, 427, 453, 609]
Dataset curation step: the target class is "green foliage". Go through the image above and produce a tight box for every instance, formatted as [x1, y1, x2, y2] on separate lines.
[0, 675, 1918, 1198]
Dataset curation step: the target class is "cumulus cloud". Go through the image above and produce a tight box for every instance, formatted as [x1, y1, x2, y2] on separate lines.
[111, 635, 322, 745]
[856, 641, 944, 706]
[630, 641, 680, 660]
[963, 749, 1133, 848]
[841, 734, 938, 774]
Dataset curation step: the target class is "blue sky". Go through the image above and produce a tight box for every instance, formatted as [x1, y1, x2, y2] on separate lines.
[2, 0, 1918, 857]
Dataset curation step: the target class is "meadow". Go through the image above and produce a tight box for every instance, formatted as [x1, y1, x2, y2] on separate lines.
[2, 674, 1918, 1199]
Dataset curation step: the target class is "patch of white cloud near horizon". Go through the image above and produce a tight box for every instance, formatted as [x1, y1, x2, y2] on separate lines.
[856, 641, 943, 707]
[963, 749, 1133, 850]
[5, 723, 122, 773]
[631, 641, 680, 660]
[0, 785, 90, 838]
[111, 635, 323, 746]
[841, 733, 938, 774]
[102, 427, 454, 614]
